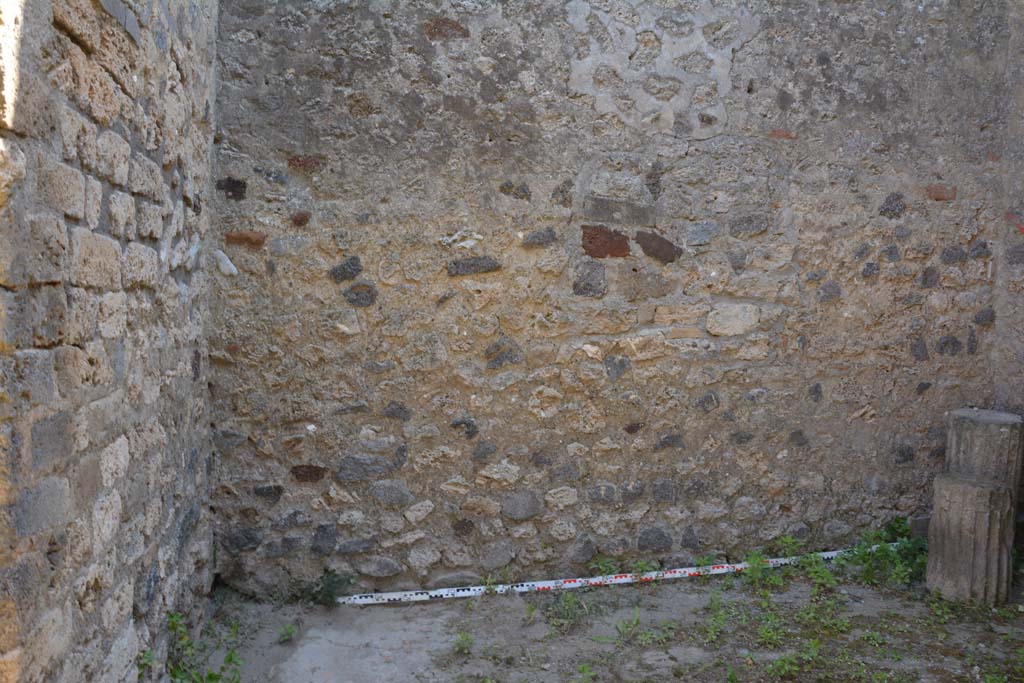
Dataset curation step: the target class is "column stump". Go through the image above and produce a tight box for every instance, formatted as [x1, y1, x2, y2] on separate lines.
[926, 474, 1014, 605]
[926, 409, 1024, 605]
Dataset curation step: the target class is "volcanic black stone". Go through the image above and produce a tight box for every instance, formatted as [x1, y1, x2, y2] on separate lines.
[879, 192, 905, 218]
[637, 527, 672, 553]
[919, 267, 939, 288]
[451, 417, 479, 439]
[652, 479, 677, 503]
[448, 256, 501, 276]
[382, 401, 412, 421]
[216, 177, 246, 200]
[337, 455, 396, 482]
[310, 524, 337, 555]
[224, 527, 262, 553]
[522, 227, 557, 248]
[728, 215, 769, 238]
[329, 256, 363, 282]
[586, 483, 617, 504]
[472, 441, 497, 462]
[973, 307, 995, 326]
[894, 444, 915, 463]
[343, 282, 378, 307]
[940, 246, 967, 264]
[603, 355, 630, 381]
[253, 485, 284, 505]
[969, 241, 992, 259]
[369, 479, 414, 507]
[620, 481, 645, 503]
[484, 337, 524, 370]
[936, 335, 962, 356]
[879, 244, 901, 262]
[654, 433, 684, 451]
[788, 429, 809, 447]
[730, 431, 754, 445]
[572, 261, 606, 297]
[337, 537, 377, 555]
[634, 230, 683, 264]
[910, 337, 929, 361]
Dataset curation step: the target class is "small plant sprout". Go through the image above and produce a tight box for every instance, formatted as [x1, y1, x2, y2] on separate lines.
[704, 589, 728, 644]
[278, 623, 297, 644]
[453, 631, 474, 656]
[776, 535, 804, 557]
[547, 591, 591, 633]
[631, 558, 660, 574]
[572, 663, 598, 683]
[742, 551, 783, 589]
[301, 569, 353, 607]
[165, 611, 242, 683]
[861, 629, 885, 648]
[588, 555, 619, 576]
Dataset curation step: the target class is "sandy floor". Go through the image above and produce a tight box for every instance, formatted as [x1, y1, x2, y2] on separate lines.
[209, 573, 1023, 682]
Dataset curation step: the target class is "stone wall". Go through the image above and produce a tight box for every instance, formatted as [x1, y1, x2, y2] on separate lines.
[209, 0, 1022, 596]
[994, 3, 1024, 416]
[0, 1, 217, 681]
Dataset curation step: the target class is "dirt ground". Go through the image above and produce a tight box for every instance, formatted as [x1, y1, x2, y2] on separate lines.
[207, 567, 1024, 683]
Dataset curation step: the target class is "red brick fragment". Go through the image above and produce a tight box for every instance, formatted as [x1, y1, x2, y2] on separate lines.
[424, 17, 469, 41]
[924, 184, 956, 201]
[582, 224, 629, 258]
[225, 230, 267, 249]
[291, 211, 311, 227]
[287, 155, 324, 173]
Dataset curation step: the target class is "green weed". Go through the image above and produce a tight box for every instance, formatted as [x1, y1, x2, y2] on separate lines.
[299, 569, 353, 607]
[136, 650, 155, 678]
[453, 631, 474, 656]
[547, 591, 591, 633]
[836, 519, 926, 588]
[775, 536, 804, 558]
[277, 623, 297, 644]
[860, 629, 885, 648]
[925, 595, 953, 625]
[631, 558, 660, 574]
[800, 553, 838, 597]
[704, 589, 728, 644]
[588, 556, 619, 576]
[795, 598, 850, 635]
[696, 554, 718, 570]
[756, 611, 784, 648]
[742, 551, 783, 589]
[766, 638, 820, 679]
[572, 663, 598, 683]
[166, 612, 242, 683]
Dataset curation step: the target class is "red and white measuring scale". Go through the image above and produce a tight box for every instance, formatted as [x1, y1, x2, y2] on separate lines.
[339, 547, 853, 606]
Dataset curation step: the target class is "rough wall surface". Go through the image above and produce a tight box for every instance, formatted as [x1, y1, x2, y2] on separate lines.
[994, 2, 1024, 415]
[209, 0, 1019, 595]
[0, 1, 218, 681]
